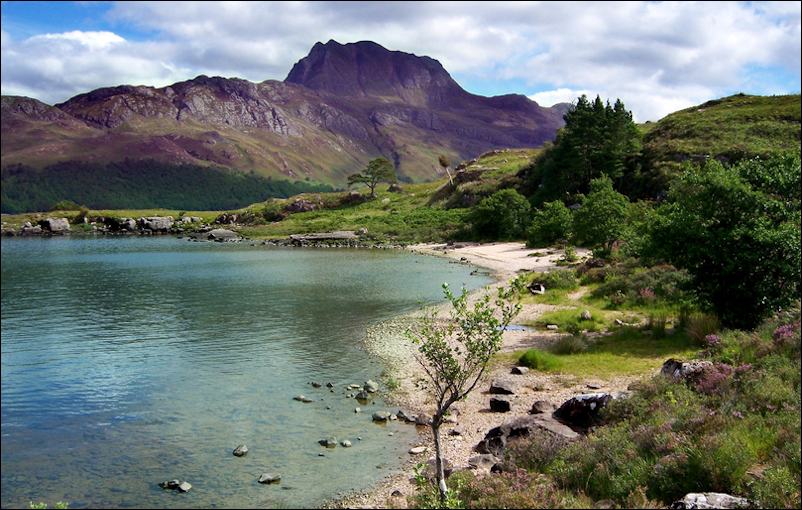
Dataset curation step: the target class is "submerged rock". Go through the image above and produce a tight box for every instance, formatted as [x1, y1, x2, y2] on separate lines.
[258, 473, 281, 484]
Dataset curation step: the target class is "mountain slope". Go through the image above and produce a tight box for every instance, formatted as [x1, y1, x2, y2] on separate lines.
[1, 40, 565, 192]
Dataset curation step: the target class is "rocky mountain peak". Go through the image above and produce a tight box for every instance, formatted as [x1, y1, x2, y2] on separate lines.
[284, 40, 462, 106]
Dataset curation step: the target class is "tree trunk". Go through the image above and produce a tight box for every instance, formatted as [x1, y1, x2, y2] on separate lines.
[431, 417, 447, 504]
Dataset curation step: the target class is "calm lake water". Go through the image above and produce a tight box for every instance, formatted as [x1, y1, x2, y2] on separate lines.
[1, 237, 491, 509]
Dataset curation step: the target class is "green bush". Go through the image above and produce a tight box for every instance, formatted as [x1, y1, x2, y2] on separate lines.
[591, 264, 692, 307]
[518, 349, 562, 371]
[527, 201, 572, 247]
[530, 269, 579, 290]
[573, 175, 631, 253]
[750, 466, 801, 509]
[549, 335, 589, 355]
[469, 188, 531, 240]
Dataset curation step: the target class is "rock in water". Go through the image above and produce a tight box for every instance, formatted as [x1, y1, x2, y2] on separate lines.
[159, 480, 181, 490]
[258, 473, 281, 484]
[207, 228, 241, 242]
[318, 437, 337, 448]
[355, 390, 370, 400]
[293, 395, 313, 403]
[341, 440, 352, 447]
[233, 444, 248, 457]
[364, 380, 379, 393]
[39, 217, 70, 233]
[372, 411, 391, 422]
[177, 482, 192, 492]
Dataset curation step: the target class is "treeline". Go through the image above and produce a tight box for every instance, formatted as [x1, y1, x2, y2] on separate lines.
[465, 94, 801, 329]
[0, 160, 333, 213]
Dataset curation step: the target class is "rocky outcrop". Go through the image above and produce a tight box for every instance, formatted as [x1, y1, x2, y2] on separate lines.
[553, 393, 613, 430]
[661, 359, 714, 381]
[475, 415, 580, 456]
[139, 216, 173, 232]
[39, 217, 70, 233]
[670, 493, 751, 509]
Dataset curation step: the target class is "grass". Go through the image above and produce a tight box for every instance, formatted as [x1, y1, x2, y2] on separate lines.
[514, 328, 700, 378]
[533, 307, 610, 334]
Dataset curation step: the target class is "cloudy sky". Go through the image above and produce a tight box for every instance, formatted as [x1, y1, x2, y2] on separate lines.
[1, 1, 800, 120]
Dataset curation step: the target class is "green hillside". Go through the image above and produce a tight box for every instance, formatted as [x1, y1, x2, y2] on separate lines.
[642, 93, 801, 190]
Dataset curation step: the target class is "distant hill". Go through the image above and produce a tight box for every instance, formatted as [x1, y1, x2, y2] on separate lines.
[641, 93, 801, 191]
[1, 40, 565, 203]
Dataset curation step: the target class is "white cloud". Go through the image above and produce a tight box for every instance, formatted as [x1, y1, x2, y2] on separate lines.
[1, 1, 799, 120]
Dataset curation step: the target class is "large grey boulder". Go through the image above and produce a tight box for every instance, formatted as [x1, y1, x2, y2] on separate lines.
[258, 473, 281, 484]
[670, 493, 751, 509]
[553, 393, 613, 430]
[207, 228, 241, 242]
[39, 217, 70, 233]
[475, 415, 579, 456]
[661, 359, 714, 381]
[139, 216, 173, 232]
[372, 411, 392, 422]
[489, 379, 517, 395]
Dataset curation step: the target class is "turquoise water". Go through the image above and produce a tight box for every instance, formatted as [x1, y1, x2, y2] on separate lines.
[1, 237, 491, 508]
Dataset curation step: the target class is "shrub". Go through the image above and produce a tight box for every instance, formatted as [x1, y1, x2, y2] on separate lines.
[685, 313, 720, 345]
[549, 335, 589, 355]
[531, 269, 579, 290]
[750, 466, 801, 509]
[469, 188, 531, 240]
[648, 312, 669, 338]
[519, 349, 562, 371]
[591, 264, 692, 307]
[457, 469, 588, 509]
[562, 245, 578, 263]
[573, 175, 631, 253]
[527, 201, 573, 247]
[503, 432, 571, 472]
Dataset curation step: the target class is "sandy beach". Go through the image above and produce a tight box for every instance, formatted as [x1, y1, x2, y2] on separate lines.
[327, 242, 635, 509]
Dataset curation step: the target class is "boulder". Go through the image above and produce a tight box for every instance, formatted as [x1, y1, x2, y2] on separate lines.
[414, 414, 432, 426]
[20, 224, 43, 235]
[177, 482, 192, 493]
[529, 283, 546, 295]
[553, 393, 613, 430]
[580, 310, 593, 321]
[258, 473, 281, 484]
[387, 183, 403, 193]
[475, 415, 580, 456]
[489, 396, 511, 413]
[311, 382, 322, 388]
[511, 366, 529, 375]
[423, 457, 454, 482]
[39, 217, 70, 233]
[233, 444, 248, 457]
[207, 228, 241, 242]
[159, 480, 181, 490]
[468, 454, 501, 473]
[319, 437, 337, 447]
[341, 440, 352, 448]
[364, 380, 379, 393]
[529, 400, 555, 415]
[396, 409, 414, 422]
[670, 493, 751, 509]
[284, 199, 318, 213]
[372, 411, 391, 422]
[140, 216, 173, 232]
[661, 359, 714, 381]
[355, 390, 370, 401]
[293, 395, 313, 403]
[489, 379, 517, 395]
[546, 324, 559, 330]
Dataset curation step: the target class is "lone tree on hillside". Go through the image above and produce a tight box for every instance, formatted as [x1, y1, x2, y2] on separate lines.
[347, 157, 397, 198]
[438, 154, 454, 185]
[408, 278, 523, 504]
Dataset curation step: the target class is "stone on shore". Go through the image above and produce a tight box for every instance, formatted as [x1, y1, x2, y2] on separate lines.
[475, 415, 580, 456]
[364, 380, 379, 393]
[530, 400, 555, 415]
[511, 366, 529, 375]
[39, 217, 70, 233]
[489, 379, 516, 395]
[372, 411, 391, 422]
[553, 393, 613, 430]
[408, 446, 428, 455]
[207, 228, 241, 242]
[489, 396, 511, 412]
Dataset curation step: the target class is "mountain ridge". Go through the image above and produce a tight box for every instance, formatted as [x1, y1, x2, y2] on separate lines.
[1, 40, 565, 185]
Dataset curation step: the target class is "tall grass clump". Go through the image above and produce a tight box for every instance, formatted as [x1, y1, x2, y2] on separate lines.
[685, 313, 720, 344]
[519, 348, 562, 371]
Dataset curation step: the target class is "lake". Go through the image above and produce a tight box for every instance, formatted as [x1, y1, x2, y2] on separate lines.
[0, 237, 491, 508]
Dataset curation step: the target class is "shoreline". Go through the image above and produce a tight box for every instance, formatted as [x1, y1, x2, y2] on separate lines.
[323, 242, 638, 510]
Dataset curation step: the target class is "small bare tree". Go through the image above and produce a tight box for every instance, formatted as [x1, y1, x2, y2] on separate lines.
[438, 154, 454, 186]
[408, 278, 523, 504]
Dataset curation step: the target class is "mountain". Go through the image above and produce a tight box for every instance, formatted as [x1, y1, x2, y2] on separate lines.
[1, 40, 566, 204]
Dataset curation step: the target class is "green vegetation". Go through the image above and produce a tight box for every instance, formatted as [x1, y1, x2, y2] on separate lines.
[1, 160, 333, 213]
[572, 175, 631, 254]
[527, 200, 572, 247]
[645, 154, 801, 329]
[525, 95, 641, 205]
[347, 157, 397, 197]
[518, 348, 563, 371]
[642, 93, 802, 194]
[468, 188, 531, 240]
[408, 279, 523, 503]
